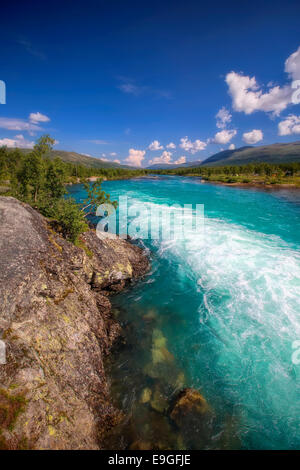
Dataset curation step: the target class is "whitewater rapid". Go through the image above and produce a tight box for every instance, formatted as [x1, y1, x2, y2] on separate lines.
[120, 192, 300, 448]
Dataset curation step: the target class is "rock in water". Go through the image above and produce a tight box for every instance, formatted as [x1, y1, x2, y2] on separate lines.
[140, 388, 152, 404]
[170, 388, 210, 423]
[169, 388, 214, 449]
[0, 197, 149, 449]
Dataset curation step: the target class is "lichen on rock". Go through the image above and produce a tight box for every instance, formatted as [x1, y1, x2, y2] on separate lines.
[0, 197, 149, 449]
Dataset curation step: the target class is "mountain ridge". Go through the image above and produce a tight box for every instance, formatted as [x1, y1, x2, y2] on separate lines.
[9, 141, 300, 171]
[148, 141, 300, 169]
[200, 141, 300, 167]
[8, 147, 135, 169]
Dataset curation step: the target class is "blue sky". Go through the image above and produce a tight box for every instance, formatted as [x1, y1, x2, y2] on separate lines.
[0, 0, 300, 167]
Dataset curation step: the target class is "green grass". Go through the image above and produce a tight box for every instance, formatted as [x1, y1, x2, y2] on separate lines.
[200, 174, 300, 186]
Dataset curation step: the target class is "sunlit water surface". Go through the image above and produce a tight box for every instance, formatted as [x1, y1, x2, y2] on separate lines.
[68, 176, 300, 450]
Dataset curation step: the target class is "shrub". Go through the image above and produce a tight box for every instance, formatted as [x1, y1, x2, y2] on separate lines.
[51, 198, 88, 243]
[226, 177, 238, 183]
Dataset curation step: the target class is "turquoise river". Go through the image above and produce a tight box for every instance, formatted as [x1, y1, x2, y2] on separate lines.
[68, 176, 300, 450]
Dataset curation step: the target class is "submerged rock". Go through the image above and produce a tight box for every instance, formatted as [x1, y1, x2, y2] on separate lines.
[143, 360, 180, 385]
[151, 329, 174, 366]
[150, 388, 169, 414]
[0, 197, 149, 449]
[128, 408, 178, 450]
[142, 309, 158, 322]
[152, 329, 167, 348]
[169, 388, 214, 449]
[174, 372, 186, 390]
[129, 440, 153, 450]
[140, 388, 152, 404]
[170, 388, 210, 424]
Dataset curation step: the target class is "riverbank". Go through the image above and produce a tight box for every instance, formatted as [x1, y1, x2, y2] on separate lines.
[200, 177, 300, 189]
[65, 174, 148, 185]
[0, 197, 149, 449]
[154, 162, 300, 188]
[160, 173, 300, 188]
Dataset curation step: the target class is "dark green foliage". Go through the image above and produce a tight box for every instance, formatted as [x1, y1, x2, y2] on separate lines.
[81, 179, 118, 217]
[0, 140, 147, 190]
[45, 158, 67, 199]
[33, 134, 56, 156]
[51, 198, 88, 243]
[16, 151, 45, 202]
[152, 161, 300, 183]
[0, 135, 123, 243]
[9, 147, 134, 170]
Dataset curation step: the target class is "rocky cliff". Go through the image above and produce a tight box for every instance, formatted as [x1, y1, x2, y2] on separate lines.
[0, 197, 149, 449]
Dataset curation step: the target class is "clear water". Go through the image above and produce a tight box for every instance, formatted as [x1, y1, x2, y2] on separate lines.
[68, 176, 300, 450]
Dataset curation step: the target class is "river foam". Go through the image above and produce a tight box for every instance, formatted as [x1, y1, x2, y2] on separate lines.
[156, 209, 300, 449]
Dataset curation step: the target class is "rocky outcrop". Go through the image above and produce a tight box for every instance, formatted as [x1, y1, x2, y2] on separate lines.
[169, 388, 215, 449]
[0, 197, 149, 449]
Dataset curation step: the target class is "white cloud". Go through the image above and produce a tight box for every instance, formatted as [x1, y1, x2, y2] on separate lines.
[29, 112, 50, 123]
[179, 137, 206, 154]
[125, 148, 146, 167]
[149, 150, 172, 165]
[0, 117, 42, 134]
[285, 46, 300, 81]
[174, 156, 186, 165]
[225, 46, 300, 116]
[226, 71, 291, 116]
[216, 107, 232, 129]
[278, 114, 300, 135]
[242, 129, 263, 144]
[166, 142, 176, 149]
[228, 143, 235, 150]
[99, 152, 119, 162]
[100, 153, 119, 162]
[148, 140, 163, 151]
[0, 134, 34, 149]
[212, 129, 237, 144]
[0, 112, 50, 135]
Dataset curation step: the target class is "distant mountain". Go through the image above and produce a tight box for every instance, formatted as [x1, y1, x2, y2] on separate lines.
[13, 140, 300, 171]
[147, 163, 180, 170]
[147, 160, 203, 170]
[200, 142, 300, 167]
[201, 147, 253, 166]
[182, 160, 203, 167]
[10, 148, 133, 169]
